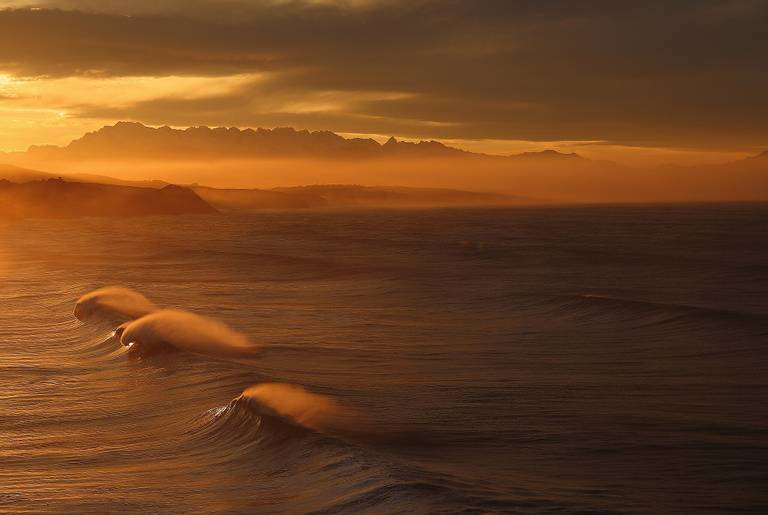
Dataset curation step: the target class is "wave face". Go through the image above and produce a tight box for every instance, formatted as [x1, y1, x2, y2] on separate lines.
[1, 203, 768, 513]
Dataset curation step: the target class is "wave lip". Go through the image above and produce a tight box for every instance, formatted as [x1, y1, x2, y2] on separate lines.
[238, 383, 366, 437]
[74, 286, 157, 322]
[120, 309, 260, 360]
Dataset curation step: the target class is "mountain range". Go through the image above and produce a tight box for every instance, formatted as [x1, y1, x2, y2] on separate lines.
[1, 123, 766, 203]
[15, 122, 586, 162]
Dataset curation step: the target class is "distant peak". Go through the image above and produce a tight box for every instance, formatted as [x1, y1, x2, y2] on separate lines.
[515, 149, 584, 159]
[384, 136, 398, 146]
[111, 121, 148, 129]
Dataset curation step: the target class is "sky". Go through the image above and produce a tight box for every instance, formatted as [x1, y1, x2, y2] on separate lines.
[0, 0, 766, 164]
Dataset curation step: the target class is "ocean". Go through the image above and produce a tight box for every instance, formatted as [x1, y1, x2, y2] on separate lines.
[1, 203, 767, 513]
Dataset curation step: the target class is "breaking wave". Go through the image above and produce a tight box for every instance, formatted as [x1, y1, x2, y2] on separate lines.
[119, 309, 261, 360]
[74, 286, 158, 322]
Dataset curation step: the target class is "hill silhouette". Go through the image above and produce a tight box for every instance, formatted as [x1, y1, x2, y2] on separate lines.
[192, 184, 530, 210]
[0, 163, 54, 182]
[270, 185, 524, 208]
[0, 163, 168, 188]
[191, 185, 327, 210]
[0, 165, 535, 211]
[0, 178, 217, 219]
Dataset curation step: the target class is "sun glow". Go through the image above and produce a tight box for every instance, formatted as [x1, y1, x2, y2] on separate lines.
[0, 73, 264, 151]
[0, 74, 13, 96]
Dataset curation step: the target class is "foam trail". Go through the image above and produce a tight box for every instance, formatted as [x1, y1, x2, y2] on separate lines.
[120, 309, 260, 360]
[239, 383, 366, 436]
[74, 286, 158, 322]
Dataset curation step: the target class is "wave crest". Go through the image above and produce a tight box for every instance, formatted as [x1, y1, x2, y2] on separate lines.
[120, 309, 260, 360]
[74, 286, 157, 322]
[239, 383, 366, 437]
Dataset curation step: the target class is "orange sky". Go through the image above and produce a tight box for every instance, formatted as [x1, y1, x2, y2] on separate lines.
[0, 1, 766, 165]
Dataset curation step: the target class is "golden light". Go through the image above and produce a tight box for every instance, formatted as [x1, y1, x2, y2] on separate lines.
[0, 73, 263, 151]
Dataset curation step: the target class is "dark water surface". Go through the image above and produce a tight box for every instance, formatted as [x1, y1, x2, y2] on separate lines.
[1, 204, 767, 513]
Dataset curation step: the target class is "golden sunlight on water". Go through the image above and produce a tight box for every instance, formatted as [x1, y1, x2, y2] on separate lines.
[0, 206, 766, 513]
[1, 1, 767, 511]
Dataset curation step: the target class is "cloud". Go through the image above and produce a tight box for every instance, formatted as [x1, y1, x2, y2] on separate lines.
[0, 1, 767, 150]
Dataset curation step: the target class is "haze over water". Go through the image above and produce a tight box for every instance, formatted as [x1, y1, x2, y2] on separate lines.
[1, 204, 766, 513]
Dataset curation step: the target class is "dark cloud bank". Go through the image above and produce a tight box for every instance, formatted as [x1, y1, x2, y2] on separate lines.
[0, 0, 767, 150]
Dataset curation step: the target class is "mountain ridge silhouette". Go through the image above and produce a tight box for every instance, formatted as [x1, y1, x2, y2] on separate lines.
[23, 122, 587, 161]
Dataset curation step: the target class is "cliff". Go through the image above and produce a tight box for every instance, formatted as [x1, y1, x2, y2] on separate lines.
[0, 178, 217, 219]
